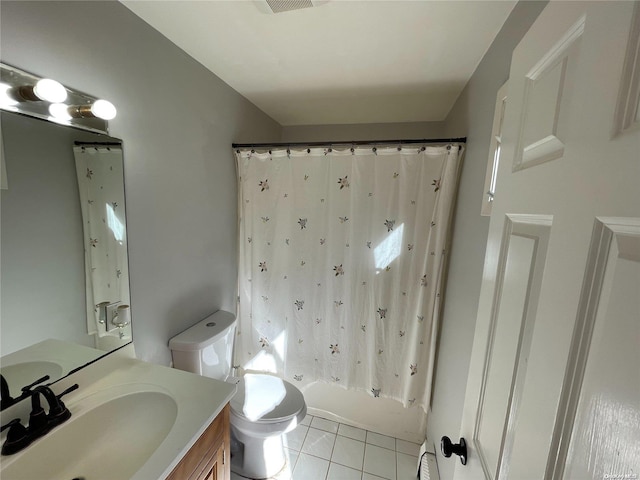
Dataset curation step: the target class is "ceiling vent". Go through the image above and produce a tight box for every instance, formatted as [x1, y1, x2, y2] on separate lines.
[256, 0, 330, 14]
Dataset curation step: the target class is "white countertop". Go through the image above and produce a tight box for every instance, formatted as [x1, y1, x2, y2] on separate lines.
[0, 347, 237, 480]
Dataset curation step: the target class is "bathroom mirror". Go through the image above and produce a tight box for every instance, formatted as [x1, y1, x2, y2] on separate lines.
[0, 110, 132, 408]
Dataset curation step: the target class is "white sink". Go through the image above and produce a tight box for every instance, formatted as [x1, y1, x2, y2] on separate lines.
[0, 351, 236, 480]
[1, 385, 177, 480]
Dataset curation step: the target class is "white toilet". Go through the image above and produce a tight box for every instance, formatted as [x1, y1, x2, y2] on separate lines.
[169, 311, 307, 479]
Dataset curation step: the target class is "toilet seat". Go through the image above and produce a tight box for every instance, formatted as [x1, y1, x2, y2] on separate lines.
[230, 374, 305, 424]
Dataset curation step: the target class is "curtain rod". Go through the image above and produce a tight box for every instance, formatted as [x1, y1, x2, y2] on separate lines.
[232, 137, 466, 150]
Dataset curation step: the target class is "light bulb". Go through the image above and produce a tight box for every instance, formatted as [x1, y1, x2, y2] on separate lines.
[91, 99, 116, 120]
[33, 78, 67, 103]
[0, 83, 18, 107]
[49, 103, 72, 120]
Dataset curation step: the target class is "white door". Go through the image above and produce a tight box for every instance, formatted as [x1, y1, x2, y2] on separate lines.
[455, 2, 640, 479]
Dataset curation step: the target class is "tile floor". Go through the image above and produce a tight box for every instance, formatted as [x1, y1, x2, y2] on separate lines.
[230, 414, 425, 480]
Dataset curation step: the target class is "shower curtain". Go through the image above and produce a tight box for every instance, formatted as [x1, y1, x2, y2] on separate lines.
[235, 144, 463, 410]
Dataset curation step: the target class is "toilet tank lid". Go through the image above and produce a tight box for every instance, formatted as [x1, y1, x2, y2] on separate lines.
[169, 310, 236, 351]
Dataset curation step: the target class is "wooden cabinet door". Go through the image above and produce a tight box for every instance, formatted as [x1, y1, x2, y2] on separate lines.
[166, 404, 230, 480]
[200, 445, 226, 480]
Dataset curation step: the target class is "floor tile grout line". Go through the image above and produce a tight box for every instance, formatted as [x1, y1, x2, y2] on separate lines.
[331, 434, 366, 472]
[294, 414, 420, 480]
[300, 447, 336, 462]
[359, 436, 366, 472]
[295, 453, 367, 480]
[292, 425, 311, 475]
[326, 428, 338, 479]
[330, 457, 364, 472]
[393, 452, 399, 480]
[314, 415, 420, 451]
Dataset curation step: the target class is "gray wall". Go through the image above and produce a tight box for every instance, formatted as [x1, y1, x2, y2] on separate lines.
[1, 0, 282, 365]
[428, 2, 547, 479]
[281, 121, 445, 143]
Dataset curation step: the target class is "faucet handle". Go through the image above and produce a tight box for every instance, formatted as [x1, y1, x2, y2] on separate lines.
[56, 384, 79, 400]
[1, 418, 22, 433]
[1, 418, 29, 456]
[48, 384, 79, 422]
[21, 374, 50, 394]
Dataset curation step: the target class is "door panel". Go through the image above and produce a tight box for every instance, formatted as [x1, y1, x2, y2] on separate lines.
[613, 3, 640, 136]
[455, 2, 639, 479]
[475, 216, 552, 479]
[478, 233, 536, 474]
[560, 219, 640, 480]
[515, 16, 584, 170]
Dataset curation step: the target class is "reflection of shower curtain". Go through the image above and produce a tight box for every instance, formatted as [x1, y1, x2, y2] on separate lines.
[73, 145, 129, 336]
[236, 144, 463, 410]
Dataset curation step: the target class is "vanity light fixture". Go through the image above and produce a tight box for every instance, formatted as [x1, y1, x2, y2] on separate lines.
[6, 78, 67, 103]
[48, 102, 72, 120]
[0, 83, 18, 107]
[66, 99, 117, 120]
[2, 63, 113, 134]
[49, 99, 117, 121]
[90, 99, 117, 120]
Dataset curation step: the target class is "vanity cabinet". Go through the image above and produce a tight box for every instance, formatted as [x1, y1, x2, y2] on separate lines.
[166, 404, 230, 480]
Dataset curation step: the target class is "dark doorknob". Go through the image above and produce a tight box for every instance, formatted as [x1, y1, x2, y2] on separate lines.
[441, 436, 467, 465]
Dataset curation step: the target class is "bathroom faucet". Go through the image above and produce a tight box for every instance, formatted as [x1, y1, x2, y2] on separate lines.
[30, 384, 78, 436]
[0, 374, 50, 410]
[29, 386, 58, 437]
[0, 383, 78, 455]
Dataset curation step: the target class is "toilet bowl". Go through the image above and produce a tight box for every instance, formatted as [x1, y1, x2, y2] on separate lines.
[169, 311, 307, 479]
[228, 373, 306, 478]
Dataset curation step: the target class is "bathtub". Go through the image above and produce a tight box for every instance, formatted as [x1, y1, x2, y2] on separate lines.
[300, 381, 427, 444]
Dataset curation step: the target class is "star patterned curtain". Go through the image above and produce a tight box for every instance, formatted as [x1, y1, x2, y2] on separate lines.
[236, 144, 463, 410]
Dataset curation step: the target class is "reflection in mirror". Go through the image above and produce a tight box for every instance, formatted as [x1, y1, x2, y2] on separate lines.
[73, 142, 131, 346]
[1, 111, 132, 408]
[0, 340, 104, 410]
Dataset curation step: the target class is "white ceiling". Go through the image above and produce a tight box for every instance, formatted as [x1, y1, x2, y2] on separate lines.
[121, 0, 516, 126]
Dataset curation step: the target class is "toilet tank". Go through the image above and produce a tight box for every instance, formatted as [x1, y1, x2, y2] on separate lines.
[169, 310, 237, 381]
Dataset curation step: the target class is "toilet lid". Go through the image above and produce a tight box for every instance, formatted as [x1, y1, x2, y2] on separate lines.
[230, 374, 305, 424]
